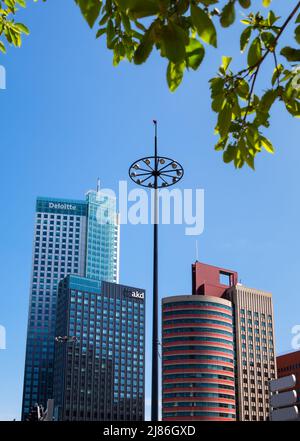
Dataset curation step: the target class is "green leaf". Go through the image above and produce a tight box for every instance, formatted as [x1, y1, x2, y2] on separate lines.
[167, 61, 185, 92]
[116, 0, 159, 18]
[223, 145, 236, 163]
[185, 38, 205, 70]
[238, 0, 251, 8]
[212, 94, 226, 112]
[260, 89, 278, 112]
[285, 99, 300, 117]
[134, 25, 155, 64]
[75, 0, 102, 28]
[271, 63, 283, 86]
[236, 78, 250, 99]
[295, 25, 300, 44]
[262, 0, 271, 7]
[210, 77, 226, 98]
[16, 0, 26, 7]
[198, 0, 219, 6]
[280, 46, 300, 62]
[106, 19, 116, 49]
[218, 102, 232, 138]
[121, 12, 131, 34]
[260, 136, 274, 153]
[221, 56, 232, 72]
[160, 21, 188, 63]
[15, 23, 30, 35]
[96, 28, 106, 38]
[191, 4, 217, 48]
[240, 26, 252, 53]
[245, 154, 255, 170]
[261, 31, 276, 51]
[247, 37, 262, 67]
[0, 41, 6, 53]
[220, 1, 235, 28]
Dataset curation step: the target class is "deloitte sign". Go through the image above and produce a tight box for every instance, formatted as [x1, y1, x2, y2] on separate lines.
[48, 202, 77, 211]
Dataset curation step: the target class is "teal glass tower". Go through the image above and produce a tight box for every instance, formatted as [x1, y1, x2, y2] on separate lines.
[85, 188, 119, 283]
[21, 184, 120, 420]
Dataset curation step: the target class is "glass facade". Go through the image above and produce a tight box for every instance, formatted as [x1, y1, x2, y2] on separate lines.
[53, 276, 145, 421]
[85, 191, 119, 283]
[22, 190, 120, 420]
[162, 296, 236, 421]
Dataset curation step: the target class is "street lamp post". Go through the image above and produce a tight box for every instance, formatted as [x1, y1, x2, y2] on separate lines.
[129, 121, 184, 421]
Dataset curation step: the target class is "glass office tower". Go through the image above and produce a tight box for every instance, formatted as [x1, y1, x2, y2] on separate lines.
[22, 188, 119, 420]
[85, 190, 119, 283]
[53, 276, 145, 421]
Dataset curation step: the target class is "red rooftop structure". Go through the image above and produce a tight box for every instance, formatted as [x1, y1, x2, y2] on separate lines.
[192, 261, 238, 298]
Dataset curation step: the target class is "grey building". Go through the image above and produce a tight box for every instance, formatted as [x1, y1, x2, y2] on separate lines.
[53, 275, 145, 421]
[22, 187, 120, 420]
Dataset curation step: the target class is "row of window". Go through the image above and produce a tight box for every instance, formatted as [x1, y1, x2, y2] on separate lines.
[165, 302, 232, 311]
[163, 411, 235, 418]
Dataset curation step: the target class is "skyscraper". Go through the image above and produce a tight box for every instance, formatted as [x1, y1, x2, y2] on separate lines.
[85, 189, 120, 283]
[53, 276, 145, 421]
[22, 187, 119, 420]
[160, 261, 277, 421]
[225, 285, 276, 421]
[192, 261, 277, 421]
[162, 295, 236, 421]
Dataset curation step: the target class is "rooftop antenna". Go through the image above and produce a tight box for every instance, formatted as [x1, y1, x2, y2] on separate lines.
[195, 240, 199, 262]
[96, 177, 100, 193]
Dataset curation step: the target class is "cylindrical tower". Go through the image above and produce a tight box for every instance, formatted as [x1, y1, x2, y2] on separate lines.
[162, 295, 236, 421]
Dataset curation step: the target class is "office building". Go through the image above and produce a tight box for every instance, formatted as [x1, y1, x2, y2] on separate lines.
[161, 261, 276, 421]
[85, 189, 120, 283]
[53, 275, 145, 421]
[162, 295, 236, 421]
[192, 261, 277, 421]
[277, 350, 300, 409]
[22, 186, 120, 420]
[225, 285, 276, 421]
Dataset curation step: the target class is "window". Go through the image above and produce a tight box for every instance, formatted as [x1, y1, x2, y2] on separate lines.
[219, 272, 232, 286]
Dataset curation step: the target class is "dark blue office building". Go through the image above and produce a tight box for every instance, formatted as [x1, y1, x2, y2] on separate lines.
[53, 276, 145, 421]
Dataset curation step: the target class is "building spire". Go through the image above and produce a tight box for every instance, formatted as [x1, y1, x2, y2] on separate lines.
[96, 178, 100, 193]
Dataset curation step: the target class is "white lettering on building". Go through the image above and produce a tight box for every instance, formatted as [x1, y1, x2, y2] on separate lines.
[131, 291, 144, 300]
[48, 202, 76, 211]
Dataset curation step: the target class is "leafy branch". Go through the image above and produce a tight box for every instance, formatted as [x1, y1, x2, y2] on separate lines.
[73, 0, 300, 169]
[0, 0, 30, 53]
[1, 0, 300, 169]
[211, 2, 300, 168]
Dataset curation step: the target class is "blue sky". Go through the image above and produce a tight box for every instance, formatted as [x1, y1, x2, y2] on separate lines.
[0, 1, 299, 420]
